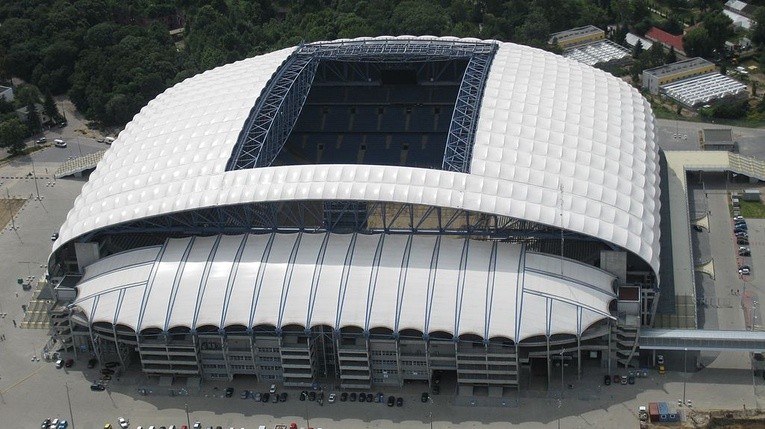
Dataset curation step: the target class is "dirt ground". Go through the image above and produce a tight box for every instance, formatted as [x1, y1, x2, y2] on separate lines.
[648, 409, 765, 428]
[0, 199, 27, 229]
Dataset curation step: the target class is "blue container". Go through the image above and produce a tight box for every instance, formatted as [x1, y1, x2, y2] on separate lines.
[659, 402, 670, 414]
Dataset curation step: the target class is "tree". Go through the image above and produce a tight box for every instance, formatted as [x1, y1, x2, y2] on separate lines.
[702, 10, 733, 54]
[753, 81, 758, 97]
[632, 40, 644, 59]
[14, 85, 41, 108]
[665, 47, 677, 64]
[389, 1, 451, 36]
[0, 118, 28, 155]
[43, 91, 60, 123]
[752, 7, 765, 47]
[25, 102, 41, 134]
[683, 27, 714, 58]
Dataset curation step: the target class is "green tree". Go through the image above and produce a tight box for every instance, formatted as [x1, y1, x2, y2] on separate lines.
[632, 40, 644, 59]
[43, 91, 60, 123]
[14, 85, 41, 108]
[389, 1, 451, 36]
[665, 47, 677, 64]
[0, 118, 28, 155]
[683, 27, 714, 58]
[25, 102, 41, 134]
[752, 7, 765, 47]
[702, 10, 733, 54]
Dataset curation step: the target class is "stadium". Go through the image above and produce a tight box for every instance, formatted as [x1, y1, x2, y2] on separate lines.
[48, 36, 660, 396]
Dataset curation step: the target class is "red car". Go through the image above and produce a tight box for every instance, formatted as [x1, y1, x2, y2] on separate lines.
[64, 358, 74, 368]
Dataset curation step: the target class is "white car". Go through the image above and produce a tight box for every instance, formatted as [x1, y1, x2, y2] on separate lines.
[193, 423, 201, 429]
[118, 417, 129, 428]
[657, 354, 664, 365]
[269, 384, 277, 394]
[54, 139, 67, 148]
[328, 393, 336, 403]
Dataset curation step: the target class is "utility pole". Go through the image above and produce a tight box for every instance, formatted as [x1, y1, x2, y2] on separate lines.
[31, 158, 41, 200]
[184, 402, 191, 429]
[6, 189, 17, 231]
[66, 382, 75, 429]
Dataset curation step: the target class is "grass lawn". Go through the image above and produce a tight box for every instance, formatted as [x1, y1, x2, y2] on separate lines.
[739, 200, 765, 218]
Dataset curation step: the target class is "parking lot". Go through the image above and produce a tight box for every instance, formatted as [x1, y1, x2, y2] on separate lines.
[2, 119, 765, 428]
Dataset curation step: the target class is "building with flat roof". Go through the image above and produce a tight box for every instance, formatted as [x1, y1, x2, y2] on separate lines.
[562, 39, 631, 68]
[645, 27, 686, 56]
[642, 58, 716, 94]
[0, 85, 14, 103]
[549, 25, 605, 49]
[46, 36, 660, 395]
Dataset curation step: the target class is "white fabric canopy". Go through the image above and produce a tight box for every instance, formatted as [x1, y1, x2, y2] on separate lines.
[75, 233, 616, 342]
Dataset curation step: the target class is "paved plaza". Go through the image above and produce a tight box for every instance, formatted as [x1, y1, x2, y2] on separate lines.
[1, 118, 765, 428]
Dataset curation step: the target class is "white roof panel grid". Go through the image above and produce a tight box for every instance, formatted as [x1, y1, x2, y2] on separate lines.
[397, 235, 439, 333]
[662, 73, 748, 106]
[338, 234, 381, 330]
[195, 234, 245, 328]
[625, 33, 653, 49]
[310, 233, 353, 328]
[166, 235, 219, 330]
[138, 236, 193, 331]
[81, 246, 161, 282]
[74, 234, 615, 342]
[252, 233, 299, 327]
[563, 40, 630, 66]
[280, 233, 327, 328]
[366, 235, 410, 332]
[223, 234, 270, 328]
[77, 263, 154, 304]
[116, 286, 147, 329]
[427, 238, 467, 335]
[55, 37, 660, 280]
[723, 9, 752, 29]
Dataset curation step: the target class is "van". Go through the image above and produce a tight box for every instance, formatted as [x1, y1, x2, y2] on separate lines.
[54, 139, 67, 148]
[104, 137, 115, 144]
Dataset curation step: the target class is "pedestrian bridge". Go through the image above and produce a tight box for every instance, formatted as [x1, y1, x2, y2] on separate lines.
[640, 329, 765, 352]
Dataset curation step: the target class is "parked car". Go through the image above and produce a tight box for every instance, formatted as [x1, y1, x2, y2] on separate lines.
[740, 266, 752, 275]
[299, 391, 306, 401]
[376, 392, 385, 403]
[396, 397, 403, 407]
[252, 392, 261, 402]
[54, 139, 67, 148]
[261, 392, 269, 403]
[308, 391, 316, 401]
[628, 375, 635, 384]
[104, 362, 120, 368]
[349, 392, 357, 402]
[269, 384, 277, 394]
[340, 392, 348, 402]
[421, 392, 429, 403]
[271, 392, 278, 403]
[328, 393, 336, 403]
[36, 137, 47, 144]
[58, 420, 68, 429]
[739, 247, 751, 256]
[692, 225, 703, 232]
[279, 392, 287, 402]
[387, 395, 395, 407]
[604, 374, 611, 385]
[224, 387, 234, 398]
[734, 215, 745, 221]
[240, 390, 249, 399]
[87, 358, 98, 368]
[118, 417, 129, 428]
[366, 393, 374, 402]
[658, 364, 666, 374]
[42, 418, 51, 429]
[620, 375, 628, 385]
[612, 374, 620, 383]
[738, 238, 750, 245]
[55, 359, 64, 369]
[64, 358, 74, 368]
[657, 354, 665, 365]
[90, 383, 106, 391]
[359, 392, 366, 403]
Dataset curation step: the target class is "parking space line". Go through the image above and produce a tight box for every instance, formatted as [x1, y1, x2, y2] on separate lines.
[1, 366, 43, 395]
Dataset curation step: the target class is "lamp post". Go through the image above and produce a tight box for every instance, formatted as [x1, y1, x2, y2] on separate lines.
[561, 348, 565, 396]
[683, 348, 688, 407]
[65, 382, 75, 429]
[184, 402, 191, 429]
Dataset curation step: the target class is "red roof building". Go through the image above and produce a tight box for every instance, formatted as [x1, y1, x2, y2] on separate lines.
[645, 27, 685, 55]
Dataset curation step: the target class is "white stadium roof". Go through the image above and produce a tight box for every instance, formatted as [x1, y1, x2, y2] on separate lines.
[54, 36, 660, 274]
[74, 233, 616, 340]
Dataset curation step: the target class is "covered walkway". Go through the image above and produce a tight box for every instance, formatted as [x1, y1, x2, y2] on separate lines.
[641, 328, 765, 352]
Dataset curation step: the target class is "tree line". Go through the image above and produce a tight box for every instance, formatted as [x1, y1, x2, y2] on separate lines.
[0, 0, 762, 133]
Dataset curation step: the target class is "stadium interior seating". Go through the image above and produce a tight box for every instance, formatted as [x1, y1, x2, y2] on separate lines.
[276, 61, 464, 169]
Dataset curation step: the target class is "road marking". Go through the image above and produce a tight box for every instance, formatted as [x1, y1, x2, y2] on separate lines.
[1, 366, 43, 394]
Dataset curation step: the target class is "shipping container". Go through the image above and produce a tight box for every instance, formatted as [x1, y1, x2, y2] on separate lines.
[659, 402, 670, 415]
[649, 402, 659, 422]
